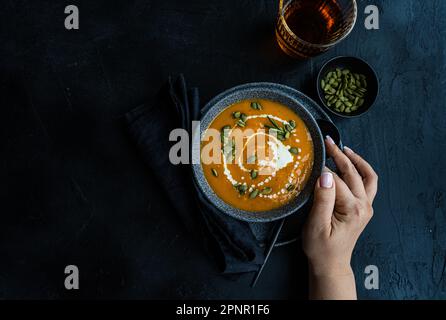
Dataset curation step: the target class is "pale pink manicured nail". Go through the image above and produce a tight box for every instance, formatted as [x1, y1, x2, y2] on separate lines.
[320, 172, 333, 188]
[343, 146, 354, 154]
[325, 135, 335, 145]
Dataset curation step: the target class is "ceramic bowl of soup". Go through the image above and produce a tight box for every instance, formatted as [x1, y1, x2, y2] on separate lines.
[192, 83, 325, 222]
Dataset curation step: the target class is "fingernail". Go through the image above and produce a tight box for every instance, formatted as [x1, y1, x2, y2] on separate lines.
[320, 172, 333, 188]
[343, 146, 354, 154]
[325, 135, 335, 145]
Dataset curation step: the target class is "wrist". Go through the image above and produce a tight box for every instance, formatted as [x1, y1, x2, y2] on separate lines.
[308, 263, 357, 300]
[308, 259, 354, 278]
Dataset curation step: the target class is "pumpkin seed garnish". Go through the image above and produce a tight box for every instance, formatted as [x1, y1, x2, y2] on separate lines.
[249, 189, 259, 199]
[289, 147, 299, 155]
[238, 184, 248, 195]
[267, 116, 281, 130]
[236, 119, 246, 127]
[240, 113, 248, 122]
[220, 126, 231, 146]
[250, 102, 262, 110]
[287, 184, 295, 192]
[250, 169, 258, 179]
[268, 127, 284, 135]
[211, 168, 218, 177]
[261, 187, 272, 195]
[232, 111, 241, 119]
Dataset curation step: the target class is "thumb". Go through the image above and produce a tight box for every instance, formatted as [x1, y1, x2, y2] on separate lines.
[307, 171, 336, 230]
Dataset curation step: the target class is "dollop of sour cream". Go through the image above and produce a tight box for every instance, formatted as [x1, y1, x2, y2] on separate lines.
[260, 137, 294, 171]
[222, 114, 297, 190]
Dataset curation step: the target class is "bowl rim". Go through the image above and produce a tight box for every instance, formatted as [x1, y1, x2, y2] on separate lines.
[191, 82, 325, 223]
[316, 55, 379, 118]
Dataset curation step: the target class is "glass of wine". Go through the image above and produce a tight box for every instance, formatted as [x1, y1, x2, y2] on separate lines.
[276, 0, 357, 59]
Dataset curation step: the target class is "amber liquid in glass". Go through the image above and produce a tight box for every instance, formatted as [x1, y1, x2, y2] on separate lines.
[276, 0, 345, 58]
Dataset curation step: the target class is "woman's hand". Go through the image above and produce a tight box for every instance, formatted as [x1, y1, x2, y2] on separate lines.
[303, 136, 378, 300]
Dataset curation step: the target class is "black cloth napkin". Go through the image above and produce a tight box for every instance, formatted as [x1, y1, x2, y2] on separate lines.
[125, 75, 265, 273]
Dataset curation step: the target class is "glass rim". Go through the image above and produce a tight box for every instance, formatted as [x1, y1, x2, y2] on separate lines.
[279, 0, 358, 49]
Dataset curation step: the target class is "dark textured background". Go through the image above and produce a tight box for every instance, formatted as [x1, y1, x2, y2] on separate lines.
[0, 0, 445, 299]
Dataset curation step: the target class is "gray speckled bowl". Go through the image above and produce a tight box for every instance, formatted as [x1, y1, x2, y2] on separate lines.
[192, 83, 325, 222]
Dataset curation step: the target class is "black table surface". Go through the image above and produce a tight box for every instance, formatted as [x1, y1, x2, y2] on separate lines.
[1, 0, 445, 299]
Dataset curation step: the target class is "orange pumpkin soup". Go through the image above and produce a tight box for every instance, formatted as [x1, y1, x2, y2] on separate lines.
[201, 99, 314, 212]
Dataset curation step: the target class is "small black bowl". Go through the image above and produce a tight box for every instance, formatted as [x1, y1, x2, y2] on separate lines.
[317, 56, 379, 118]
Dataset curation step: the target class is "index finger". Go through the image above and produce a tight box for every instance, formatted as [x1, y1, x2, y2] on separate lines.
[325, 136, 366, 198]
[343, 146, 378, 202]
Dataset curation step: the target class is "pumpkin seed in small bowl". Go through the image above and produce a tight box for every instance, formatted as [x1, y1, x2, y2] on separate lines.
[317, 56, 379, 118]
